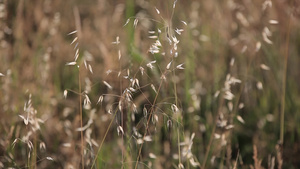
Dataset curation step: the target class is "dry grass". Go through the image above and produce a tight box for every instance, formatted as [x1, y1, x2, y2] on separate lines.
[1, 0, 300, 168]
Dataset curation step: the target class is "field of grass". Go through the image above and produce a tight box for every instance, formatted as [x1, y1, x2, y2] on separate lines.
[1, 0, 300, 168]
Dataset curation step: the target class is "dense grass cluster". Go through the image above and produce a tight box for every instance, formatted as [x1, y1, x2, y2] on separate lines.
[1, 0, 300, 168]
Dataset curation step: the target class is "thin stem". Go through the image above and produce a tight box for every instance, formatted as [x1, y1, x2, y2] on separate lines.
[177, 127, 181, 165]
[79, 68, 84, 169]
[27, 149, 30, 169]
[119, 48, 125, 169]
[91, 111, 118, 169]
[280, 11, 292, 144]
[73, 6, 84, 168]
[33, 120, 37, 169]
[172, 62, 181, 166]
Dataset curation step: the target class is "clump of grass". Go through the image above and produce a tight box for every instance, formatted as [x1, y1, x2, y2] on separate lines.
[11, 94, 54, 168]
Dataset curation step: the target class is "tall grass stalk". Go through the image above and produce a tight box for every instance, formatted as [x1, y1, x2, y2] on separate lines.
[172, 59, 182, 167]
[32, 116, 37, 169]
[119, 48, 125, 169]
[73, 6, 84, 168]
[280, 11, 292, 145]
[78, 68, 84, 169]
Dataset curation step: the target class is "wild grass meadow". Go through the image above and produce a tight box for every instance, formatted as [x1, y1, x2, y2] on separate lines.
[0, 0, 300, 168]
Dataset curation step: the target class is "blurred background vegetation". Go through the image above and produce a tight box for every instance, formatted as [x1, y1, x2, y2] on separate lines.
[1, 0, 300, 168]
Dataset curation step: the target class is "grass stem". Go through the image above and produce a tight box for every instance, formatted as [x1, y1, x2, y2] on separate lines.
[79, 68, 84, 169]
[280, 11, 292, 145]
[91, 111, 118, 169]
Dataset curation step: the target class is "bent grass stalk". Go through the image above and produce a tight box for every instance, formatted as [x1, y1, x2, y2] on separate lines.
[134, 80, 163, 169]
[202, 92, 225, 169]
